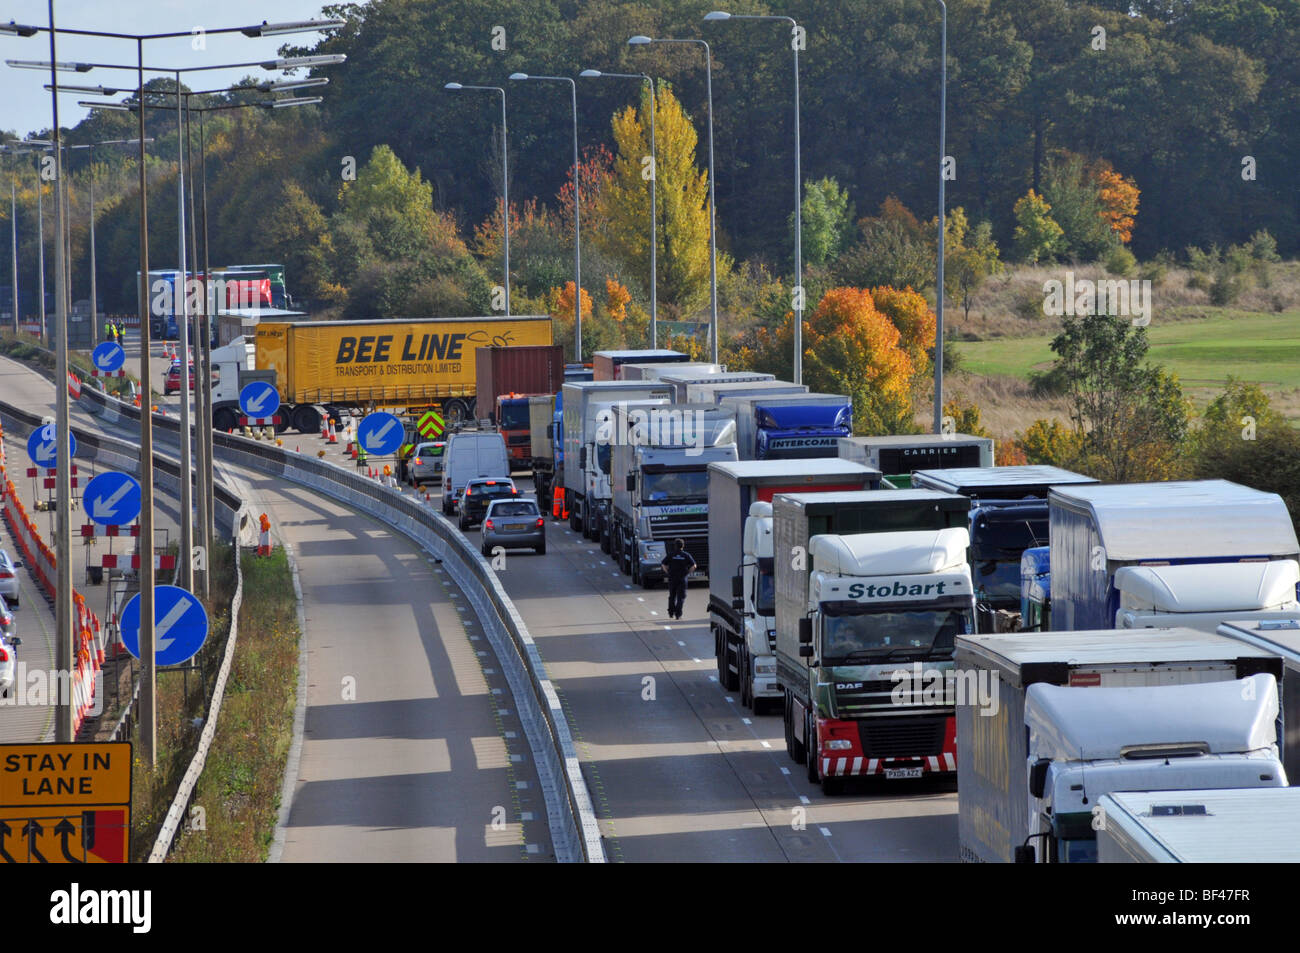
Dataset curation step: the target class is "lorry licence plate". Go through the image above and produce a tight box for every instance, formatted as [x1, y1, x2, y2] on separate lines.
[884, 767, 923, 780]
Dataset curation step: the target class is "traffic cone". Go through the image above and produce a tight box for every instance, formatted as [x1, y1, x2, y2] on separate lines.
[328, 419, 338, 444]
[321, 417, 329, 440]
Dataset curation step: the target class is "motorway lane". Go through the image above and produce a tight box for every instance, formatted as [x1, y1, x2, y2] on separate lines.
[483, 476, 960, 862]
[0, 357, 550, 862]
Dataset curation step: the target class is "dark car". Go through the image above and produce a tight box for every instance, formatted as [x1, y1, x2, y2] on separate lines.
[458, 477, 518, 530]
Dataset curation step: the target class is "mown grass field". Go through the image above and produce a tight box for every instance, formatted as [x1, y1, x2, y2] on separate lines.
[954, 308, 1300, 422]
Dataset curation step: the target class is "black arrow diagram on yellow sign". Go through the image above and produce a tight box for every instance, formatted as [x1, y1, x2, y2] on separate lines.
[0, 820, 13, 863]
[55, 819, 82, 863]
[24, 819, 46, 863]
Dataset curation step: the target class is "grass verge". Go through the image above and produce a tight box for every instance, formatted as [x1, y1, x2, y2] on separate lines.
[165, 545, 299, 862]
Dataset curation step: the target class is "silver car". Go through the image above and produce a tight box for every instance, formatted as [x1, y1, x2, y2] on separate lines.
[480, 498, 546, 557]
[0, 550, 18, 606]
[0, 595, 14, 639]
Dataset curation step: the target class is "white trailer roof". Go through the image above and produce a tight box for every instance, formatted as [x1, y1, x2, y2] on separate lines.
[707, 459, 879, 480]
[1217, 619, 1300, 662]
[1049, 480, 1299, 561]
[912, 465, 1096, 489]
[809, 527, 969, 576]
[1103, 786, 1300, 862]
[957, 627, 1280, 670]
[1026, 675, 1279, 761]
[1116, 561, 1300, 612]
[840, 434, 991, 448]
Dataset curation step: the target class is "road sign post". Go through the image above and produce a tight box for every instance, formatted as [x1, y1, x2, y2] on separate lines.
[238, 381, 280, 426]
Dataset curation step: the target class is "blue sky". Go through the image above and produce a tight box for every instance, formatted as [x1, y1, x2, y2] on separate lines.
[2, 0, 343, 138]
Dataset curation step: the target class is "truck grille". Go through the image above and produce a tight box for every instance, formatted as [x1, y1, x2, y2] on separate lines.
[856, 715, 948, 759]
[507, 434, 529, 446]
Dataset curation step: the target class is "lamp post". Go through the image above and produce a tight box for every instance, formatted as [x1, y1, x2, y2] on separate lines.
[7, 16, 344, 762]
[580, 69, 658, 347]
[629, 35, 718, 362]
[510, 72, 580, 358]
[933, 0, 947, 434]
[445, 83, 509, 316]
[704, 10, 803, 383]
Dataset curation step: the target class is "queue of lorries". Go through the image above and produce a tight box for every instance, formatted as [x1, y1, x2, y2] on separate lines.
[207, 327, 1300, 863]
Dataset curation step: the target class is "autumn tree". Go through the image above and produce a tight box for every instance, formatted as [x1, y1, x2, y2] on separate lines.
[546, 281, 594, 361]
[597, 83, 711, 321]
[870, 285, 936, 383]
[1012, 189, 1063, 264]
[834, 197, 934, 291]
[1094, 160, 1140, 245]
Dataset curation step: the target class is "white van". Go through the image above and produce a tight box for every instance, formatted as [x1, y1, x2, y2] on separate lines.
[442, 431, 510, 516]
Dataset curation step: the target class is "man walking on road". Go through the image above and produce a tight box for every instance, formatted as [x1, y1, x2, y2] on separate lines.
[660, 538, 696, 620]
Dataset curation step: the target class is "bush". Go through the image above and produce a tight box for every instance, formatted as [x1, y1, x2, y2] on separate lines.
[1209, 271, 1243, 306]
[1015, 287, 1046, 321]
[1188, 272, 1213, 293]
[1139, 259, 1167, 286]
[1105, 245, 1137, 276]
[1247, 229, 1281, 263]
[1028, 363, 1070, 398]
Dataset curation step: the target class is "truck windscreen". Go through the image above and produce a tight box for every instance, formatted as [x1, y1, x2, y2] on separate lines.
[975, 560, 1024, 603]
[643, 469, 708, 503]
[821, 605, 971, 662]
[756, 562, 775, 616]
[499, 402, 530, 429]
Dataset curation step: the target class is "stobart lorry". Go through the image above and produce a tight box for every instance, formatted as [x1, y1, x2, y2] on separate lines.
[707, 459, 882, 713]
[608, 402, 738, 586]
[774, 490, 975, 791]
[209, 316, 552, 434]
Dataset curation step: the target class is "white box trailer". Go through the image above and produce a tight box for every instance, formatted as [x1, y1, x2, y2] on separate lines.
[1217, 617, 1300, 782]
[619, 361, 725, 381]
[1049, 480, 1300, 631]
[686, 379, 807, 405]
[662, 371, 775, 403]
[955, 627, 1286, 863]
[1117, 561, 1300, 633]
[838, 434, 994, 486]
[1097, 786, 1300, 862]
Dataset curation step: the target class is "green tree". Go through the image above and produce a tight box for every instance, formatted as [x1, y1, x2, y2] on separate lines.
[946, 216, 1003, 321]
[1041, 153, 1118, 261]
[795, 177, 855, 268]
[1012, 189, 1063, 264]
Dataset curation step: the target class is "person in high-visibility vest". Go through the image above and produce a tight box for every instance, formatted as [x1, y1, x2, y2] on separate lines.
[104, 320, 114, 344]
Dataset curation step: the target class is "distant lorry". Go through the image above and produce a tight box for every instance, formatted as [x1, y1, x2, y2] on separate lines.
[720, 392, 853, 461]
[592, 349, 690, 381]
[209, 317, 553, 434]
[707, 459, 882, 712]
[473, 344, 565, 420]
[561, 380, 676, 542]
[660, 371, 775, 403]
[838, 434, 995, 489]
[955, 627, 1286, 864]
[910, 466, 1098, 632]
[1020, 546, 1051, 632]
[1096, 786, 1300, 863]
[608, 402, 738, 585]
[774, 490, 974, 790]
[618, 361, 723, 381]
[685, 379, 807, 406]
[1217, 618, 1300, 782]
[1049, 480, 1300, 631]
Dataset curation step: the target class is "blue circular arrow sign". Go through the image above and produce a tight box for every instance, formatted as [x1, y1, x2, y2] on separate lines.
[357, 411, 404, 455]
[91, 341, 126, 373]
[83, 471, 142, 526]
[26, 424, 76, 468]
[238, 381, 280, 419]
[120, 586, 209, 667]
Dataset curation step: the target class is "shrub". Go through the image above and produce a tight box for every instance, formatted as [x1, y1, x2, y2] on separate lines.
[1105, 245, 1137, 277]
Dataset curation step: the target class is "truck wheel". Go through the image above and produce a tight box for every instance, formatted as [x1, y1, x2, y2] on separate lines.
[740, 650, 752, 709]
[569, 507, 581, 533]
[442, 399, 471, 425]
[213, 407, 238, 433]
[786, 695, 806, 764]
[806, 713, 821, 784]
[600, 521, 612, 554]
[631, 554, 641, 587]
[292, 404, 321, 435]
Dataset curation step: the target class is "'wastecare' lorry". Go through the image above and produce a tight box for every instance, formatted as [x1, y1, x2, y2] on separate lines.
[561, 380, 676, 543]
[592, 349, 690, 381]
[1096, 786, 1300, 863]
[774, 490, 974, 790]
[209, 316, 553, 434]
[707, 459, 883, 712]
[955, 627, 1286, 863]
[1049, 480, 1300, 631]
[838, 434, 995, 488]
[910, 466, 1098, 632]
[721, 392, 853, 461]
[608, 402, 738, 586]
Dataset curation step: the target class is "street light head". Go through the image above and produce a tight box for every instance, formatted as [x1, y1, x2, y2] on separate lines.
[578, 69, 602, 78]
[257, 77, 328, 93]
[7, 59, 93, 72]
[260, 96, 323, 109]
[262, 54, 346, 70]
[444, 82, 462, 90]
[508, 72, 528, 81]
[627, 35, 653, 46]
[80, 100, 135, 112]
[45, 84, 121, 95]
[242, 19, 347, 38]
[703, 11, 732, 21]
[0, 21, 39, 37]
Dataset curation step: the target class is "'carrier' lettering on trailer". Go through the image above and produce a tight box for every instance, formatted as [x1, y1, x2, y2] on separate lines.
[337, 333, 467, 364]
